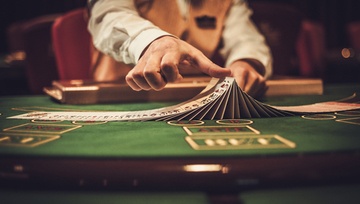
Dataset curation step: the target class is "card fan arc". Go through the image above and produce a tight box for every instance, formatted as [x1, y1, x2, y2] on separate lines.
[8, 77, 360, 122]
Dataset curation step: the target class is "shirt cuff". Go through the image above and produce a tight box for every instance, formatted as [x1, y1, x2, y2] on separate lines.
[129, 28, 173, 64]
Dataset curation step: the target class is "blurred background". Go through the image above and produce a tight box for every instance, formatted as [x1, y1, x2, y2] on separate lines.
[0, 0, 359, 96]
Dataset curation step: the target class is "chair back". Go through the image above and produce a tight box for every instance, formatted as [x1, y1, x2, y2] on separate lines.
[10, 14, 61, 94]
[250, 2, 325, 77]
[52, 8, 92, 80]
[347, 21, 360, 50]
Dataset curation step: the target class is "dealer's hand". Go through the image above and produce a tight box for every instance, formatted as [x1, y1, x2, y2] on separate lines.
[125, 36, 231, 91]
[229, 60, 268, 98]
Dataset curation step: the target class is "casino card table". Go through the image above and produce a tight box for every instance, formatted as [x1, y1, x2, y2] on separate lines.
[1, 83, 360, 203]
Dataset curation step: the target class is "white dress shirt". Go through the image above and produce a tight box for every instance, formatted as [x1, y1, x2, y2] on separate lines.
[88, 0, 273, 78]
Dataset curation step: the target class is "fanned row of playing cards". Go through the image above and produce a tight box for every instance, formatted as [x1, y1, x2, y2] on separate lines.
[9, 77, 360, 121]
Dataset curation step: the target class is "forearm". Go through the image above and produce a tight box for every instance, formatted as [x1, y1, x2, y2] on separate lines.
[88, 0, 171, 64]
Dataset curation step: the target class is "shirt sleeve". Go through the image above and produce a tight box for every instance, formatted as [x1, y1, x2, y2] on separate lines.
[220, 0, 273, 78]
[88, 0, 172, 65]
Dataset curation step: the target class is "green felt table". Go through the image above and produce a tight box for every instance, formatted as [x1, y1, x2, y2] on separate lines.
[1, 83, 360, 201]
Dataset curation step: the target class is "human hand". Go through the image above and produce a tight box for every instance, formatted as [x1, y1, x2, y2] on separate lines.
[125, 36, 231, 91]
[229, 60, 268, 98]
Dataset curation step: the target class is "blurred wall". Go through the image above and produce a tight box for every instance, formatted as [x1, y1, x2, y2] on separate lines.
[0, 0, 87, 53]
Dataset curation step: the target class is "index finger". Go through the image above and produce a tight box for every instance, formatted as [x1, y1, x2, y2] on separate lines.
[189, 50, 231, 78]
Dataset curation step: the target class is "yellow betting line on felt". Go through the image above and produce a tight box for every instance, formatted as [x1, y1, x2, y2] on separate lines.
[11, 106, 102, 112]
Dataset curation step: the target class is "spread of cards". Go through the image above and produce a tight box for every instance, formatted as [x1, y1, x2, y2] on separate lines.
[8, 77, 360, 121]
